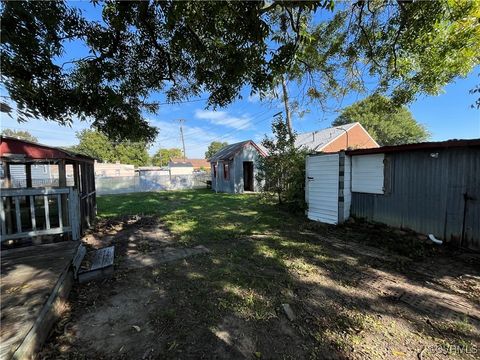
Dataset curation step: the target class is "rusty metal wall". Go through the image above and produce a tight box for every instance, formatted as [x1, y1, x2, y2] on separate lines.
[350, 147, 480, 250]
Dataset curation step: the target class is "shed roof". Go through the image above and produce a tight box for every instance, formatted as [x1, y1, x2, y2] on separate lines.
[209, 140, 267, 162]
[345, 138, 480, 155]
[0, 136, 94, 163]
[295, 123, 359, 151]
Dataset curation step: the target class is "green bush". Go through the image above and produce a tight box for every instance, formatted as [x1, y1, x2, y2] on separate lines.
[257, 117, 308, 212]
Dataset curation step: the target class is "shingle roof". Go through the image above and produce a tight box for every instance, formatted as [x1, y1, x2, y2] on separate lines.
[170, 158, 209, 169]
[168, 160, 193, 167]
[209, 140, 267, 162]
[294, 123, 358, 151]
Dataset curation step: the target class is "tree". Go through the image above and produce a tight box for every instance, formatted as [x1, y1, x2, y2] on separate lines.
[72, 130, 150, 167]
[333, 95, 429, 146]
[151, 148, 183, 167]
[1, 129, 38, 143]
[205, 141, 228, 160]
[280, 1, 480, 110]
[2, 1, 478, 144]
[0, 1, 327, 142]
[257, 116, 307, 210]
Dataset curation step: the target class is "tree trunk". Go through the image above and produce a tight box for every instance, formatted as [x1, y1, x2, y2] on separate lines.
[281, 75, 293, 139]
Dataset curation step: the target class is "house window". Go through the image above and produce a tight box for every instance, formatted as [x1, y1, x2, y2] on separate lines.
[223, 163, 230, 180]
[213, 164, 217, 177]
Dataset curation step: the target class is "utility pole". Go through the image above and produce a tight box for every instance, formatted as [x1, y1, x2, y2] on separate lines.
[281, 75, 293, 140]
[178, 119, 186, 159]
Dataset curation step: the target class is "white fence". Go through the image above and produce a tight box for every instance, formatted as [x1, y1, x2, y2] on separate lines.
[0, 187, 80, 242]
[96, 173, 210, 195]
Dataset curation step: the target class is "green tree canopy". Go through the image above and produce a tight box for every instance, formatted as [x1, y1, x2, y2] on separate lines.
[205, 141, 228, 159]
[151, 148, 183, 167]
[1, 1, 478, 143]
[1, 129, 38, 143]
[72, 130, 150, 167]
[287, 0, 480, 108]
[333, 95, 429, 146]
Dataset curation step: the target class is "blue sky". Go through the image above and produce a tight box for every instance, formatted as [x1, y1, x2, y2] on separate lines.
[1, 2, 479, 158]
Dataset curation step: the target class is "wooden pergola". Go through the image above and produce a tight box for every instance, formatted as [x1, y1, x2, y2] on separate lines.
[0, 136, 96, 246]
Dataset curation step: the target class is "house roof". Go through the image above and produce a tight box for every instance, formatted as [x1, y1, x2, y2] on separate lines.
[346, 138, 480, 155]
[295, 122, 361, 151]
[169, 160, 193, 168]
[170, 158, 209, 169]
[209, 140, 267, 162]
[0, 136, 95, 163]
[137, 166, 167, 171]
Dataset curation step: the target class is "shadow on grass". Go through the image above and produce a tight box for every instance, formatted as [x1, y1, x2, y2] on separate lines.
[42, 189, 480, 359]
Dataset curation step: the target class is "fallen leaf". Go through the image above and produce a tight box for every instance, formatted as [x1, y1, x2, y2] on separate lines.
[392, 349, 406, 357]
[132, 325, 141, 332]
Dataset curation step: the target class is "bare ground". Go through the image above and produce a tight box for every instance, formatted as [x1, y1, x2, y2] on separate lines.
[39, 216, 480, 360]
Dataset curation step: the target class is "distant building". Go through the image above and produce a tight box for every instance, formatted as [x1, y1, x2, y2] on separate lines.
[295, 122, 379, 153]
[170, 158, 210, 172]
[209, 140, 267, 193]
[0, 163, 54, 187]
[94, 161, 135, 177]
[168, 160, 194, 175]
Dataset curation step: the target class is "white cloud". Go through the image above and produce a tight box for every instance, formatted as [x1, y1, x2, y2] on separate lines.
[151, 119, 241, 158]
[194, 109, 252, 130]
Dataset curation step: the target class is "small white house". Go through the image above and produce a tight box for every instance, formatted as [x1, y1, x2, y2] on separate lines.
[168, 160, 194, 175]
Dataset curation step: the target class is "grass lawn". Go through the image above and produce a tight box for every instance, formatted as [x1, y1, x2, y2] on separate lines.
[44, 189, 479, 359]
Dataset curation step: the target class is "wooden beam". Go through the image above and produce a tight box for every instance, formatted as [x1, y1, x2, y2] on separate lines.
[25, 163, 32, 188]
[25, 163, 33, 225]
[1, 188, 70, 196]
[30, 195, 36, 231]
[3, 161, 11, 188]
[73, 163, 80, 190]
[3, 162, 12, 234]
[58, 160, 68, 229]
[14, 197, 22, 233]
[0, 195, 6, 237]
[58, 160, 66, 187]
[0, 226, 72, 241]
[43, 195, 50, 230]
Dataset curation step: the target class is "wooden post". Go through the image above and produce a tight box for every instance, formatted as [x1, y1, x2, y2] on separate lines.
[80, 162, 88, 230]
[25, 163, 33, 228]
[58, 160, 66, 187]
[73, 163, 80, 190]
[58, 160, 68, 230]
[91, 163, 97, 217]
[25, 163, 32, 187]
[3, 161, 13, 234]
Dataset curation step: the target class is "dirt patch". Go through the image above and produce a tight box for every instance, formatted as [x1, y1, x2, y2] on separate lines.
[40, 215, 480, 359]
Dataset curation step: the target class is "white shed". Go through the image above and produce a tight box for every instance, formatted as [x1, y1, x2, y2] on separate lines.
[306, 151, 384, 224]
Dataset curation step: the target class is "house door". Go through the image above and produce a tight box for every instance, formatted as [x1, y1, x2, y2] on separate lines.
[243, 162, 254, 191]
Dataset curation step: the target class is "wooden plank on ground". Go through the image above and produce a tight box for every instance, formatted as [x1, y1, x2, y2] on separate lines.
[72, 244, 86, 279]
[90, 246, 115, 271]
[77, 246, 115, 284]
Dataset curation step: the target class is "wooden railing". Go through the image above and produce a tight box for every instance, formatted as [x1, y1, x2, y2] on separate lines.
[0, 187, 80, 242]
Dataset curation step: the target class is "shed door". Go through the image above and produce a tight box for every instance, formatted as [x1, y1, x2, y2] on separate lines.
[306, 154, 339, 224]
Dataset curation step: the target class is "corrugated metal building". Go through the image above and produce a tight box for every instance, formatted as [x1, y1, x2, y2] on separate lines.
[210, 140, 267, 193]
[306, 139, 480, 250]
